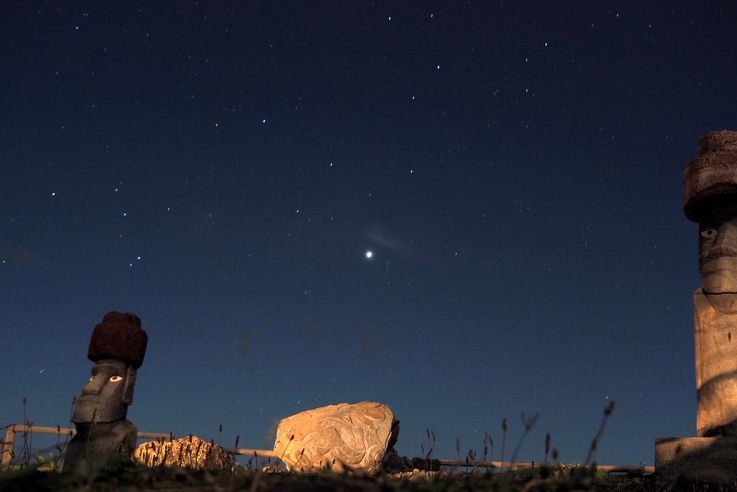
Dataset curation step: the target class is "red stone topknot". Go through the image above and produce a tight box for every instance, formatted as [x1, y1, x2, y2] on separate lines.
[683, 130, 737, 222]
[87, 311, 148, 368]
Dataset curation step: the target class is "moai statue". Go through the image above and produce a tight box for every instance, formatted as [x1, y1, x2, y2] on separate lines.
[683, 130, 737, 437]
[63, 312, 148, 472]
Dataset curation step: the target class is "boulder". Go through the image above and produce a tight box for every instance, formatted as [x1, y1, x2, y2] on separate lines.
[133, 435, 232, 470]
[273, 401, 398, 473]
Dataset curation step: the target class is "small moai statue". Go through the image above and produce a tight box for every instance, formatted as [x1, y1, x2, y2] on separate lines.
[63, 312, 148, 472]
[683, 130, 737, 437]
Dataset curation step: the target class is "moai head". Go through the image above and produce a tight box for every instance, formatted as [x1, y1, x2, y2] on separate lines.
[71, 312, 148, 423]
[684, 131, 737, 307]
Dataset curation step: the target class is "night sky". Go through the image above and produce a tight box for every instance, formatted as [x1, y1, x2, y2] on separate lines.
[2, 2, 737, 467]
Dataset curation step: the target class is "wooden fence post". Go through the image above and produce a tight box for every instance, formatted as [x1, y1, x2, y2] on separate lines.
[1, 425, 15, 466]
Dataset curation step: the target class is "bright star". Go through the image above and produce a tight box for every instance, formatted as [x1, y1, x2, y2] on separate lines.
[365, 250, 374, 259]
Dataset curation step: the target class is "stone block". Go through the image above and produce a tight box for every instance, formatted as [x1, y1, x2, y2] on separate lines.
[655, 436, 737, 485]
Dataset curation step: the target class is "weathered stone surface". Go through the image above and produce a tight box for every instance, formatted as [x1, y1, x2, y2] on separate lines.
[133, 435, 232, 470]
[655, 436, 737, 484]
[88, 312, 148, 369]
[273, 401, 398, 473]
[684, 130, 737, 222]
[683, 130, 737, 437]
[656, 130, 737, 485]
[693, 291, 737, 436]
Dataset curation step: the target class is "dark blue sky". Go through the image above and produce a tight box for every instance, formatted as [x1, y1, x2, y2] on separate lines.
[2, 1, 737, 467]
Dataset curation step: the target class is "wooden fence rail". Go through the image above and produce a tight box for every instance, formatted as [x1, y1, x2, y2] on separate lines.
[1, 424, 277, 466]
[1, 423, 654, 474]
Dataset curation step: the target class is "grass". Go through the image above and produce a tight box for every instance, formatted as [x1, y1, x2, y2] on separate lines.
[2, 400, 658, 490]
[0, 460, 653, 491]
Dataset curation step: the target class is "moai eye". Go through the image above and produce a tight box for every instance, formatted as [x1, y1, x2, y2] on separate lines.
[701, 228, 717, 239]
[109, 375, 123, 382]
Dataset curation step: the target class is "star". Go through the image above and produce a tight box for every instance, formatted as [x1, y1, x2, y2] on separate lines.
[365, 250, 374, 259]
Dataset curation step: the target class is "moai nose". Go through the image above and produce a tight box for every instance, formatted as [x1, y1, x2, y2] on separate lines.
[81, 377, 105, 395]
[715, 223, 737, 250]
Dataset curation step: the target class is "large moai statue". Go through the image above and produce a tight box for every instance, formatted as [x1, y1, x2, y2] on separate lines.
[655, 131, 737, 485]
[683, 130, 737, 437]
[63, 312, 148, 472]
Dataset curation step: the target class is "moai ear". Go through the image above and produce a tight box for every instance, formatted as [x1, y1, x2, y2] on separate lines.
[122, 366, 137, 406]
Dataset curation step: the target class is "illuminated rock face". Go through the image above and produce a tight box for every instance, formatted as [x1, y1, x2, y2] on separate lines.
[134, 435, 232, 470]
[693, 293, 737, 436]
[684, 130, 737, 437]
[273, 401, 398, 473]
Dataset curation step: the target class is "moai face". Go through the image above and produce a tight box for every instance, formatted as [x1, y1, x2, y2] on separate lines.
[699, 200, 737, 294]
[71, 359, 135, 423]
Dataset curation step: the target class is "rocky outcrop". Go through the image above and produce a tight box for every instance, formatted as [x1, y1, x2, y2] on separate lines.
[273, 401, 398, 473]
[134, 435, 232, 470]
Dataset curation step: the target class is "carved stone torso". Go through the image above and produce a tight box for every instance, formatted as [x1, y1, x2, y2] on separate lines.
[63, 420, 138, 472]
[694, 290, 737, 436]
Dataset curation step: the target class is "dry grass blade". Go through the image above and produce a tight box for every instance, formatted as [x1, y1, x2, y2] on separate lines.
[584, 401, 615, 465]
[510, 412, 539, 465]
[500, 418, 508, 466]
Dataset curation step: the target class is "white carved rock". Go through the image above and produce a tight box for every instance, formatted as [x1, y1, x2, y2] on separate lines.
[273, 401, 397, 473]
[133, 435, 232, 470]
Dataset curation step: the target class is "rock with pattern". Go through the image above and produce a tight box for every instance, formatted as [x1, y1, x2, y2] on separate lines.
[133, 435, 233, 470]
[273, 401, 398, 473]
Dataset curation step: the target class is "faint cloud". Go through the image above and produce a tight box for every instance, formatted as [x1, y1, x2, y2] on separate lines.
[358, 324, 391, 364]
[203, 211, 226, 226]
[236, 335, 252, 356]
[175, 297, 203, 335]
[0, 246, 64, 273]
[298, 318, 324, 343]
